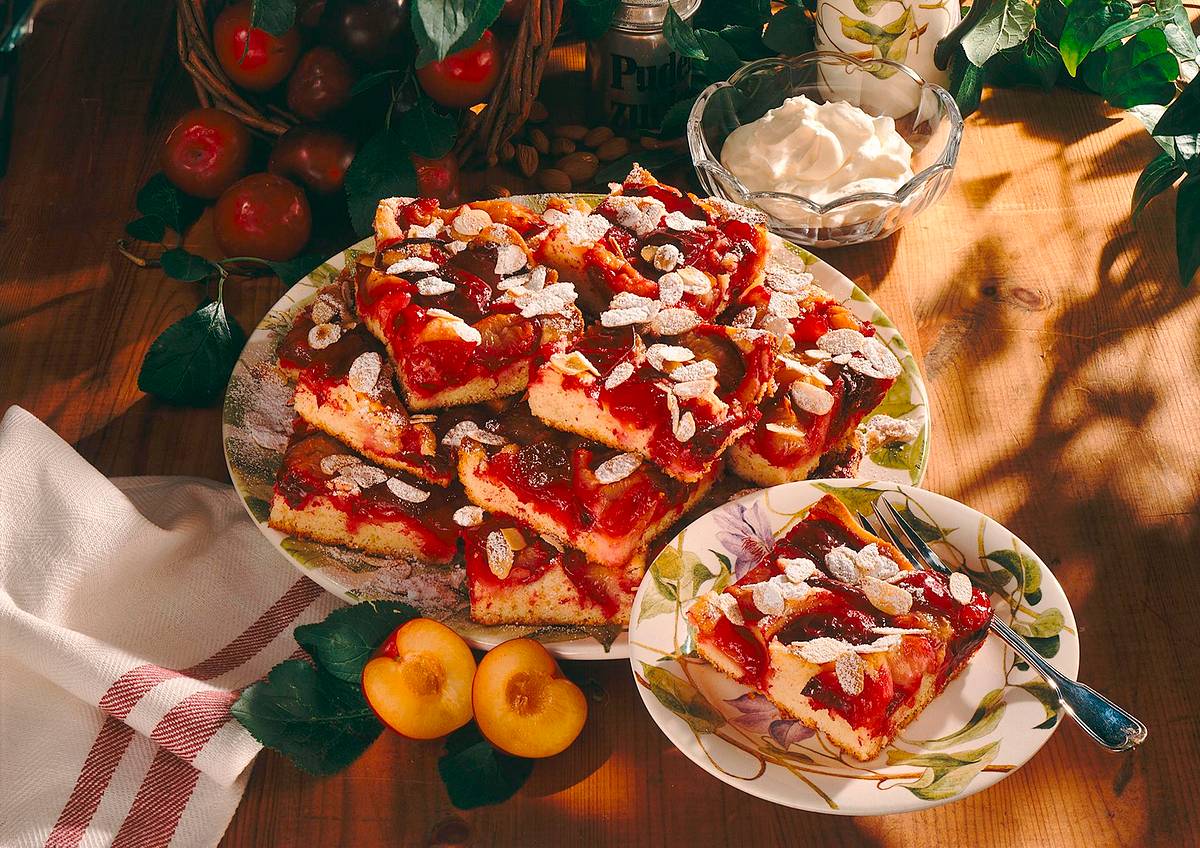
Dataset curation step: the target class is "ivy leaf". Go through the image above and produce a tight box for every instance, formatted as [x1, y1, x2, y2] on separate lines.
[413, 0, 505, 65]
[1093, 6, 1162, 53]
[394, 95, 457, 158]
[567, 0, 622, 39]
[231, 659, 383, 775]
[262, 253, 325, 287]
[695, 29, 743, 80]
[840, 7, 916, 69]
[762, 5, 814, 56]
[345, 129, 420, 237]
[438, 723, 534, 808]
[125, 216, 166, 243]
[1036, 0, 1068, 42]
[983, 548, 1042, 598]
[1157, 0, 1199, 60]
[1156, 76, 1200, 136]
[986, 30, 1060, 91]
[852, 0, 892, 13]
[1058, 0, 1130, 76]
[136, 173, 202, 235]
[294, 601, 419, 685]
[663, 3, 707, 60]
[1177, 173, 1200, 285]
[137, 300, 245, 405]
[961, 0, 1035, 68]
[350, 68, 403, 97]
[250, 0, 296, 36]
[160, 247, 217, 283]
[1132, 151, 1184, 222]
[719, 25, 773, 61]
[1102, 28, 1179, 108]
[659, 96, 696, 137]
[949, 48, 984, 116]
[812, 483, 884, 516]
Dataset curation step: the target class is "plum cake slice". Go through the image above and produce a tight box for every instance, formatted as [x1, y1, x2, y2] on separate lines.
[687, 494, 992, 761]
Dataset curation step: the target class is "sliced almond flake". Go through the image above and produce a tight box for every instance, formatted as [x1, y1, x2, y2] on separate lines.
[327, 475, 360, 496]
[730, 306, 757, 328]
[651, 243, 684, 272]
[665, 389, 681, 430]
[347, 352, 383, 395]
[672, 379, 713, 399]
[663, 210, 704, 231]
[649, 307, 702, 336]
[847, 337, 902, 380]
[609, 291, 659, 313]
[817, 328, 867, 356]
[485, 530, 514, 579]
[601, 306, 652, 327]
[764, 267, 814, 294]
[442, 421, 507, 448]
[793, 636, 855, 665]
[777, 354, 833, 386]
[854, 634, 902, 654]
[865, 414, 921, 453]
[835, 651, 865, 696]
[308, 322, 342, 349]
[526, 265, 548, 291]
[751, 578, 785, 616]
[500, 527, 527, 551]
[541, 208, 568, 225]
[494, 244, 528, 276]
[860, 575, 914, 615]
[778, 579, 812, 602]
[408, 414, 439, 424]
[949, 571, 973, 605]
[407, 221, 443, 239]
[563, 211, 613, 245]
[669, 359, 718, 382]
[540, 534, 565, 552]
[676, 266, 712, 295]
[673, 410, 696, 442]
[451, 207, 492, 237]
[790, 381, 834, 416]
[386, 477, 430, 503]
[767, 290, 801, 319]
[608, 195, 668, 237]
[348, 464, 389, 488]
[453, 505, 484, 527]
[804, 348, 831, 361]
[779, 557, 816, 584]
[604, 360, 635, 389]
[428, 309, 482, 344]
[594, 452, 642, 484]
[831, 353, 853, 365]
[497, 273, 530, 292]
[703, 195, 768, 226]
[855, 543, 899, 581]
[549, 350, 601, 377]
[320, 454, 360, 475]
[713, 592, 744, 625]
[870, 626, 930, 636]
[764, 422, 808, 440]
[758, 313, 793, 339]
[657, 271, 684, 306]
[445, 240, 468, 254]
[824, 546, 860, 584]
[518, 284, 578, 318]
[416, 276, 456, 296]
[310, 299, 337, 325]
[646, 343, 694, 371]
[385, 256, 440, 275]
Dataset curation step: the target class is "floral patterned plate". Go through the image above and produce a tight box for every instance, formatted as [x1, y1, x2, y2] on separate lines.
[628, 479, 1078, 813]
[221, 194, 929, 661]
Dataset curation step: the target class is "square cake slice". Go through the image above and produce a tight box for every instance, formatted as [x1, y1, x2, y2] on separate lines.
[461, 515, 640, 626]
[687, 494, 993, 761]
[450, 403, 715, 570]
[268, 423, 467, 563]
[527, 323, 778, 481]
[356, 206, 583, 411]
[724, 265, 903, 486]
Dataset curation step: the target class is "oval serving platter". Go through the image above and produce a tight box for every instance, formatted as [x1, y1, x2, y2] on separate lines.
[222, 194, 930, 660]
[627, 479, 1078, 813]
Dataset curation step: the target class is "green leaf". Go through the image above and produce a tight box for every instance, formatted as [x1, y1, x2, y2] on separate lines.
[639, 663, 724, 732]
[914, 688, 1006, 749]
[709, 551, 734, 592]
[250, 0, 296, 36]
[438, 723, 534, 808]
[695, 29, 743, 80]
[719, 25, 773, 60]
[1177, 173, 1200, 285]
[1132, 151, 1184, 223]
[137, 300, 245, 406]
[983, 548, 1041, 597]
[869, 428, 925, 478]
[986, 30, 1061, 91]
[567, 0, 622, 39]
[244, 495, 271, 523]
[350, 68, 403, 97]
[637, 582, 678, 622]
[1093, 6, 1162, 53]
[813, 483, 885, 516]
[1013, 608, 1064, 639]
[281, 536, 337, 570]
[961, 0, 1035, 68]
[160, 247, 217, 283]
[263, 253, 325, 287]
[345, 129, 420, 237]
[664, 3, 707, 60]
[231, 659, 383, 775]
[125, 216, 166, 243]
[684, 553, 714, 600]
[294, 601, 419, 684]
[1157, 0, 1199, 59]
[762, 6, 814, 56]
[895, 505, 945, 544]
[653, 546, 684, 581]
[659, 96, 696, 137]
[1036, 0, 1068, 42]
[852, 0, 891, 13]
[1027, 634, 1060, 657]
[950, 47, 983, 116]
[1102, 28, 1179, 108]
[887, 740, 1000, 770]
[413, 0, 505, 64]
[1156, 76, 1200, 135]
[136, 173, 202, 234]
[395, 95, 457, 158]
[1016, 680, 1062, 722]
[907, 741, 1000, 800]
[1059, 0, 1129, 76]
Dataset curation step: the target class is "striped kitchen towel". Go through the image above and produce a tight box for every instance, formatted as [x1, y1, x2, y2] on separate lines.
[0, 406, 342, 847]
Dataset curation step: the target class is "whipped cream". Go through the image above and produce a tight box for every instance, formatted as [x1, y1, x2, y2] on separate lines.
[720, 95, 914, 227]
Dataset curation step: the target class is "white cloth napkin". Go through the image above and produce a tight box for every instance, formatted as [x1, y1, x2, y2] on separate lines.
[0, 406, 342, 848]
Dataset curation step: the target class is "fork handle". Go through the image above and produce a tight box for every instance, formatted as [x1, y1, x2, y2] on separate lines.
[990, 617, 1147, 751]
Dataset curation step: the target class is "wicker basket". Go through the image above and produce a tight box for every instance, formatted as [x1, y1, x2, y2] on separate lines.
[174, 0, 565, 162]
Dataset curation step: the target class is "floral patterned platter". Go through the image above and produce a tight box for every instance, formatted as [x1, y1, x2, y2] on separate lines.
[628, 479, 1079, 813]
[221, 194, 929, 661]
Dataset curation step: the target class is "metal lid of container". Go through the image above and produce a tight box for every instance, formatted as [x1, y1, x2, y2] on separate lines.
[610, 0, 701, 31]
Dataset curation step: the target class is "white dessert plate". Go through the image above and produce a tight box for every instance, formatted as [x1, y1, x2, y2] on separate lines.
[222, 194, 929, 660]
[627, 479, 1078, 813]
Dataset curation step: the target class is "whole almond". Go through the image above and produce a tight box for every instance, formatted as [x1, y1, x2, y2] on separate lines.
[595, 136, 630, 162]
[529, 127, 550, 155]
[515, 143, 539, 178]
[528, 101, 549, 123]
[549, 137, 576, 156]
[557, 151, 600, 185]
[536, 169, 572, 193]
[551, 124, 588, 141]
[500, 141, 516, 162]
[583, 126, 614, 148]
[487, 183, 512, 198]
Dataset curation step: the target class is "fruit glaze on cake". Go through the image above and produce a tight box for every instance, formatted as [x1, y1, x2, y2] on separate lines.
[688, 495, 992, 761]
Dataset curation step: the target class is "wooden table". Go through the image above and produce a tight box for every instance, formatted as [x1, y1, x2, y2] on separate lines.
[3, 3, 1198, 846]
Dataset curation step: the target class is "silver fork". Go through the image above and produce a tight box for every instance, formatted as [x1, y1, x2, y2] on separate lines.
[857, 499, 1147, 752]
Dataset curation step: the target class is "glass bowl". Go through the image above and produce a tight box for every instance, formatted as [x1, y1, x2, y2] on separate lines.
[686, 52, 962, 248]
